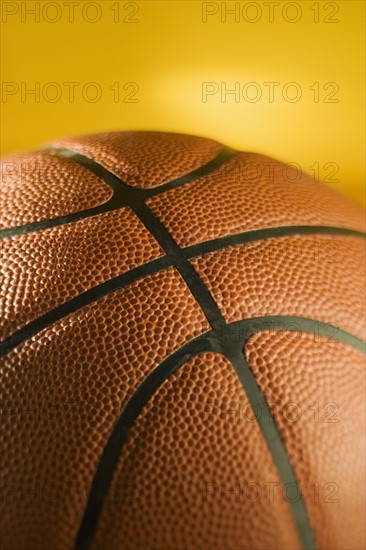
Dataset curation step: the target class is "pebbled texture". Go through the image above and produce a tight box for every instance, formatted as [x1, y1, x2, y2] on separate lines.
[1, 131, 365, 550]
[1, 209, 163, 340]
[245, 331, 366, 550]
[0, 151, 111, 229]
[50, 131, 223, 188]
[147, 152, 366, 246]
[91, 353, 301, 550]
[191, 235, 366, 341]
[0, 268, 209, 550]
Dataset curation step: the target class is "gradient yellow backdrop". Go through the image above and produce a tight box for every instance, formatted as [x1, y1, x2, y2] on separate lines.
[1, 0, 365, 206]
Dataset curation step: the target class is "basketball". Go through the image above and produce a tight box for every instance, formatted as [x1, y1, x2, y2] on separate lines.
[1, 131, 365, 550]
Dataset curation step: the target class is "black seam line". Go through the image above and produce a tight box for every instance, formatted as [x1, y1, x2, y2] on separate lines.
[1, 140, 362, 547]
[184, 225, 366, 258]
[0, 256, 170, 358]
[52, 146, 238, 199]
[230, 315, 366, 354]
[74, 333, 216, 550]
[227, 347, 316, 550]
[74, 315, 365, 550]
[0, 196, 124, 239]
[128, 200, 226, 331]
[1, 225, 365, 356]
[0, 147, 237, 239]
[55, 150, 226, 332]
[0, 167, 125, 239]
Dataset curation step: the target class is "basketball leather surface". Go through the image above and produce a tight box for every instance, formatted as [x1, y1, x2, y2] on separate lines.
[0, 131, 365, 550]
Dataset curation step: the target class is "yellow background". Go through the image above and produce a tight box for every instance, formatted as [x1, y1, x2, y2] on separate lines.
[1, 0, 365, 206]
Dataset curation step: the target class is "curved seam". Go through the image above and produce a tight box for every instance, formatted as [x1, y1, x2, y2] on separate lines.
[73, 333, 215, 550]
[75, 316, 366, 550]
[2, 224, 365, 355]
[184, 225, 366, 258]
[51, 146, 237, 195]
[227, 348, 315, 549]
[2, 145, 364, 549]
[233, 315, 366, 354]
[73, 316, 365, 550]
[0, 166, 123, 239]
[0, 147, 237, 239]
[0, 256, 170, 357]
[1, 226, 365, 355]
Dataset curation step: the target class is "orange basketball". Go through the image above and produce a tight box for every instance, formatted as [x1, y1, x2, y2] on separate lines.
[1, 131, 365, 550]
